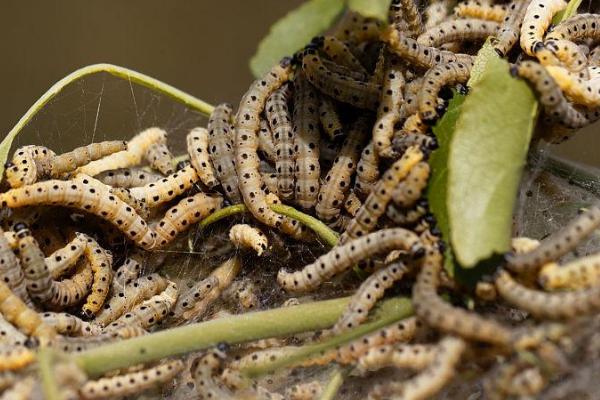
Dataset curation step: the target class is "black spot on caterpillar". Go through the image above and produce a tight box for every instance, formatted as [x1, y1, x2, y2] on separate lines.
[79, 233, 113, 318]
[344, 190, 362, 217]
[229, 224, 268, 256]
[321, 36, 367, 73]
[520, 0, 567, 56]
[293, 73, 321, 209]
[373, 56, 405, 158]
[0, 227, 29, 306]
[506, 202, 600, 273]
[94, 167, 162, 188]
[170, 275, 219, 319]
[109, 187, 150, 219]
[0, 175, 156, 250]
[80, 359, 183, 399]
[539, 252, 600, 290]
[455, 1, 508, 23]
[318, 95, 344, 140]
[144, 142, 174, 175]
[354, 142, 380, 198]
[129, 164, 200, 210]
[301, 48, 381, 110]
[154, 192, 223, 248]
[0, 345, 34, 372]
[492, 0, 532, 56]
[389, 0, 423, 37]
[187, 127, 218, 188]
[391, 161, 430, 209]
[46, 234, 86, 279]
[265, 82, 295, 200]
[207, 103, 242, 204]
[278, 228, 423, 292]
[316, 115, 369, 222]
[40, 312, 101, 336]
[341, 146, 424, 244]
[356, 343, 438, 375]
[260, 170, 279, 195]
[4, 145, 55, 188]
[418, 61, 474, 123]
[78, 127, 167, 176]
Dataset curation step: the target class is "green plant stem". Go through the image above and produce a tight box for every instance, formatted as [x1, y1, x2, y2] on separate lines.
[38, 348, 61, 400]
[0, 63, 214, 177]
[75, 296, 352, 378]
[320, 367, 345, 400]
[242, 296, 413, 377]
[199, 204, 248, 228]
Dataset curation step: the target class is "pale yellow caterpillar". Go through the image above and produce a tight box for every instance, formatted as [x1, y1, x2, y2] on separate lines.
[355, 141, 380, 198]
[187, 127, 218, 188]
[79, 233, 113, 318]
[260, 170, 279, 195]
[492, 0, 532, 56]
[425, 0, 452, 30]
[318, 95, 344, 140]
[109, 187, 150, 219]
[545, 64, 600, 107]
[321, 58, 370, 81]
[0, 315, 27, 346]
[4, 145, 54, 188]
[545, 13, 600, 43]
[293, 73, 321, 209]
[301, 48, 381, 110]
[0, 346, 34, 372]
[94, 273, 169, 327]
[401, 113, 429, 135]
[374, 56, 405, 158]
[229, 224, 268, 256]
[94, 167, 162, 188]
[278, 228, 423, 292]
[55, 260, 94, 309]
[111, 255, 142, 294]
[399, 77, 424, 120]
[344, 190, 362, 216]
[539, 252, 600, 290]
[285, 381, 322, 400]
[520, 0, 567, 56]
[506, 203, 600, 273]
[154, 192, 223, 248]
[80, 359, 184, 399]
[77, 127, 167, 176]
[144, 142, 174, 175]
[0, 227, 29, 305]
[341, 146, 424, 244]
[417, 18, 500, 48]
[47, 141, 128, 178]
[0, 175, 156, 250]
[369, 336, 466, 400]
[41, 312, 101, 336]
[170, 276, 219, 320]
[257, 118, 278, 164]
[129, 164, 199, 210]
[541, 39, 588, 75]
[321, 36, 367, 73]
[316, 116, 369, 222]
[455, 1, 507, 22]
[265, 83, 295, 199]
[389, 0, 423, 37]
[190, 350, 236, 399]
[356, 343, 438, 374]
[391, 161, 430, 208]
[53, 325, 146, 353]
[207, 103, 242, 203]
[46, 235, 86, 279]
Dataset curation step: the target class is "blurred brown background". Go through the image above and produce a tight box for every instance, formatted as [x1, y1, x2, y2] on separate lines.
[0, 0, 598, 166]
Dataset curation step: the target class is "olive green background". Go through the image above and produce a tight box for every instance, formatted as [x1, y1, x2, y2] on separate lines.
[0, 0, 597, 166]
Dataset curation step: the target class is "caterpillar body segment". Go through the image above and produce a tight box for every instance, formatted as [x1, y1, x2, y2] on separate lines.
[417, 18, 500, 48]
[344, 190, 362, 217]
[520, 0, 567, 56]
[77, 127, 167, 176]
[207, 103, 242, 203]
[94, 167, 162, 188]
[0, 227, 29, 305]
[144, 142, 174, 176]
[0, 315, 27, 346]
[389, 0, 423, 37]
[318, 95, 344, 140]
[355, 141, 380, 198]
[374, 56, 405, 158]
[0, 345, 34, 372]
[111, 255, 143, 294]
[4, 145, 54, 188]
[46, 235, 86, 278]
[79, 233, 113, 318]
[41, 312, 101, 336]
[545, 13, 600, 43]
[15, 225, 54, 303]
[391, 161, 430, 208]
[265, 83, 295, 200]
[278, 228, 423, 292]
[322, 36, 367, 72]
[455, 1, 507, 22]
[285, 381, 322, 400]
[425, 0, 452, 30]
[47, 140, 128, 178]
[187, 127, 218, 188]
[109, 187, 150, 219]
[260, 170, 279, 195]
[356, 343, 438, 374]
[539, 252, 600, 290]
[229, 224, 268, 256]
[316, 116, 369, 222]
[129, 165, 199, 210]
[154, 192, 223, 248]
[257, 119, 278, 164]
[545, 65, 600, 107]
[52, 259, 93, 309]
[170, 276, 219, 319]
[492, 0, 532, 56]
[542, 39, 589, 74]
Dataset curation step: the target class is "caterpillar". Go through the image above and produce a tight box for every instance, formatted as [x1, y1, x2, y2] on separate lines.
[170, 276, 219, 321]
[278, 228, 423, 292]
[417, 18, 500, 48]
[190, 350, 236, 399]
[46, 235, 86, 278]
[321, 36, 367, 73]
[386, 201, 429, 226]
[495, 268, 600, 319]
[229, 224, 268, 256]
[94, 273, 169, 327]
[260, 170, 279, 195]
[399, 77, 424, 120]
[506, 203, 600, 273]
[292, 73, 321, 210]
[331, 261, 411, 334]
[187, 127, 218, 188]
[108, 280, 178, 330]
[374, 56, 405, 158]
[109, 187, 150, 219]
[207, 103, 242, 203]
[129, 165, 200, 210]
[391, 161, 430, 208]
[94, 167, 162, 188]
[333, 11, 381, 43]
[111, 255, 143, 294]
[0, 376, 37, 400]
[519, 0, 567, 56]
[0, 227, 29, 305]
[53, 325, 147, 353]
[340, 146, 424, 244]
[77, 127, 167, 176]
[541, 39, 588, 75]
[512, 61, 592, 132]
[80, 359, 184, 399]
[285, 381, 322, 400]
[56, 259, 94, 309]
[318, 95, 344, 141]
[316, 116, 369, 222]
[4, 145, 55, 188]
[41, 312, 101, 336]
[538, 252, 600, 290]
[0, 315, 27, 346]
[46, 141, 128, 178]
[393, 131, 438, 155]
[455, 1, 507, 22]
[418, 61, 474, 123]
[0, 280, 56, 345]
[234, 58, 302, 238]
[79, 233, 113, 318]
[301, 47, 381, 110]
[0, 175, 156, 250]
[144, 142, 174, 175]
[492, 0, 532, 56]
[354, 142, 380, 198]
[383, 27, 474, 69]
[589, 46, 600, 67]
[369, 336, 466, 400]
[265, 83, 295, 200]
[344, 190, 362, 217]
[389, 0, 423, 37]
[412, 245, 513, 345]
[356, 343, 438, 374]
[545, 13, 600, 43]
[545, 64, 600, 107]
[257, 119, 278, 164]
[229, 279, 259, 310]
[425, 0, 452, 30]
[321, 58, 370, 82]
[154, 192, 223, 248]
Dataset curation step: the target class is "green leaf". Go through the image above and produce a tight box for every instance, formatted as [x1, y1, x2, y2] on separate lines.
[553, 0, 582, 24]
[447, 56, 538, 267]
[249, 0, 345, 78]
[347, 0, 392, 20]
[468, 40, 499, 87]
